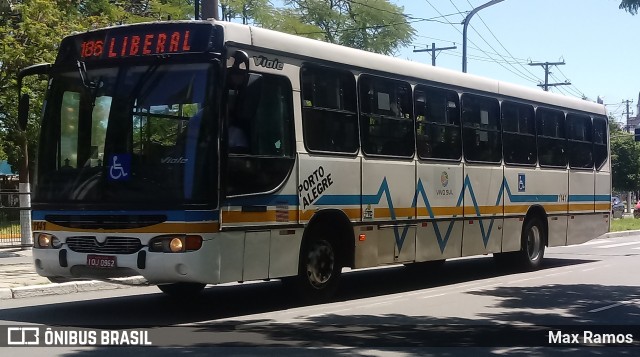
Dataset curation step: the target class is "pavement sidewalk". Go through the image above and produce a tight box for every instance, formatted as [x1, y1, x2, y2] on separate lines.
[1, 230, 639, 300]
[0, 248, 146, 300]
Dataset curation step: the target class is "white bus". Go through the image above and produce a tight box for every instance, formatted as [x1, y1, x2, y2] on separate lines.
[20, 20, 610, 300]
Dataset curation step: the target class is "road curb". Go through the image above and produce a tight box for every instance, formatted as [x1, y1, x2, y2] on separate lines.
[0, 277, 148, 300]
[603, 230, 640, 239]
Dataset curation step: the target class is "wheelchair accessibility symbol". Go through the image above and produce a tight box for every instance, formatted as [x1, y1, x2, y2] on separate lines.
[108, 154, 131, 181]
[518, 173, 526, 192]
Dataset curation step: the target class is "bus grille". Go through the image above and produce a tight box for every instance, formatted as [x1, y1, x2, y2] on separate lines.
[66, 236, 142, 254]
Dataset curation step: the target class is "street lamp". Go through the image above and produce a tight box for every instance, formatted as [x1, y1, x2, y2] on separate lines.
[462, 0, 505, 73]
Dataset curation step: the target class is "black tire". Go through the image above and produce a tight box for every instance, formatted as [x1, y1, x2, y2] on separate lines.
[290, 231, 342, 303]
[516, 217, 546, 270]
[158, 282, 206, 298]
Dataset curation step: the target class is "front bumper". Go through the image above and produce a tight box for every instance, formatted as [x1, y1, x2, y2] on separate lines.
[32, 239, 220, 285]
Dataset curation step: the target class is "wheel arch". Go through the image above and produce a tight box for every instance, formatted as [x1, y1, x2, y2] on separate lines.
[524, 204, 548, 246]
[303, 209, 355, 268]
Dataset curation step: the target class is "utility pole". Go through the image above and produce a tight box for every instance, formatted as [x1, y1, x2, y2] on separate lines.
[528, 61, 570, 91]
[414, 43, 457, 66]
[622, 99, 634, 132]
[201, 0, 219, 20]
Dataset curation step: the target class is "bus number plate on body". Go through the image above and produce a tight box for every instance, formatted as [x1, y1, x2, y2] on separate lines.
[87, 255, 117, 268]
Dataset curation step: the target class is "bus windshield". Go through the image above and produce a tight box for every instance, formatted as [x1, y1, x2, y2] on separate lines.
[34, 62, 218, 206]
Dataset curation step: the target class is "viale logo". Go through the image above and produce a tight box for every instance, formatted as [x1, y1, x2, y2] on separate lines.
[161, 156, 187, 164]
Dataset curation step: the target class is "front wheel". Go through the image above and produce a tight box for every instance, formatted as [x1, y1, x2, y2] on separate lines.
[158, 282, 206, 298]
[516, 217, 546, 270]
[287, 232, 341, 303]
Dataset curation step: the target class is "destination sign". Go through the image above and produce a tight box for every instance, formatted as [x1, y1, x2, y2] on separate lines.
[57, 22, 219, 63]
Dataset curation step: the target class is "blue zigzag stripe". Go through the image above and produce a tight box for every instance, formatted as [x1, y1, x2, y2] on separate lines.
[375, 176, 559, 253]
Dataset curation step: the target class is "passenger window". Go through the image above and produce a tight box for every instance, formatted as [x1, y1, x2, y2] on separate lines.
[415, 85, 461, 160]
[536, 108, 567, 167]
[359, 75, 414, 157]
[461, 94, 501, 163]
[301, 66, 358, 153]
[502, 101, 536, 165]
[593, 116, 608, 170]
[567, 114, 593, 169]
[226, 74, 295, 196]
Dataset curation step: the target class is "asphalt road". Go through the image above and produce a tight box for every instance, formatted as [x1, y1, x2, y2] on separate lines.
[0, 235, 639, 356]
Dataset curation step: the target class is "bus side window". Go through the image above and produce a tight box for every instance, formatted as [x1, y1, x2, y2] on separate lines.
[301, 65, 357, 153]
[461, 93, 501, 163]
[537, 108, 567, 167]
[502, 101, 536, 166]
[359, 75, 414, 158]
[593, 116, 608, 170]
[567, 113, 593, 169]
[415, 85, 461, 161]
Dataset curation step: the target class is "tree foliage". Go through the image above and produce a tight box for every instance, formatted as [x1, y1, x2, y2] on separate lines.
[0, 0, 194, 178]
[619, 0, 640, 14]
[222, 0, 415, 55]
[1, 0, 414, 178]
[610, 117, 640, 192]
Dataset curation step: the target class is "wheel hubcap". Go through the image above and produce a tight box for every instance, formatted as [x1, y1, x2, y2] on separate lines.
[306, 240, 335, 289]
[527, 225, 541, 261]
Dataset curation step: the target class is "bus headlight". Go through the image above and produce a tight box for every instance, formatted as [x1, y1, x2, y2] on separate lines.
[149, 235, 202, 253]
[35, 233, 61, 249]
[169, 237, 183, 253]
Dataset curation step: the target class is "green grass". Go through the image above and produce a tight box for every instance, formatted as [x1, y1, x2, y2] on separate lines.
[610, 217, 640, 232]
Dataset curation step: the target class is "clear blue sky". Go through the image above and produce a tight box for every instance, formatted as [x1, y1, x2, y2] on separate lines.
[394, 0, 640, 124]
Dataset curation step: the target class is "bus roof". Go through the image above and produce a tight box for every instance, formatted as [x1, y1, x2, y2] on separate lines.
[217, 20, 606, 116]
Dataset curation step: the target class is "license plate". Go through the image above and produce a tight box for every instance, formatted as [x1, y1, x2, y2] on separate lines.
[86, 255, 117, 269]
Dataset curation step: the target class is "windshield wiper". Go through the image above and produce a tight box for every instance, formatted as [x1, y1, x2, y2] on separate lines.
[76, 60, 103, 106]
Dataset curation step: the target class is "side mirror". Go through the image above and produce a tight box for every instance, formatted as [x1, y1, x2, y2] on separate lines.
[17, 63, 51, 130]
[226, 50, 250, 90]
[18, 93, 29, 131]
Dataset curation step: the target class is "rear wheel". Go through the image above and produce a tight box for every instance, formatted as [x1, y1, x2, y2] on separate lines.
[158, 282, 206, 298]
[516, 217, 546, 270]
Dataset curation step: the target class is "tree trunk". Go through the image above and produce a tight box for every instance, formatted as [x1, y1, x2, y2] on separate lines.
[19, 137, 32, 249]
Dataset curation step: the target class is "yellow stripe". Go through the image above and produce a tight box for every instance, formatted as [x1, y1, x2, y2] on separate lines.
[543, 204, 568, 213]
[416, 207, 465, 216]
[34, 222, 220, 234]
[300, 208, 360, 221]
[374, 207, 415, 218]
[569, 203, 594, 211]
[462, 206, 503, 215]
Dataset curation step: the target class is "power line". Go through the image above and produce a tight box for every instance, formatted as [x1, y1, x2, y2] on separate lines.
[554, 65, 587, 98]
[294, 10, 467, 36]
[423, 0, 538, 84]
[460, 0, 541, 83]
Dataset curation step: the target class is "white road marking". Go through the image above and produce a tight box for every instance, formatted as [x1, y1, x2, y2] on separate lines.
[418, 293, 446, 300]
[588, 299, 640, 313]
[596, 241, 640, 249]
[579, 239, 613, 246]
